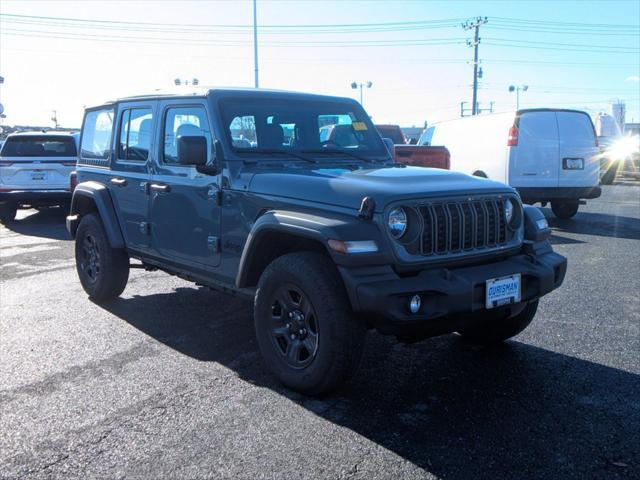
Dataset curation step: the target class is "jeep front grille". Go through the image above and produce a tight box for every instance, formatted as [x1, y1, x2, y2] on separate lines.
[418, 198, 508, 256]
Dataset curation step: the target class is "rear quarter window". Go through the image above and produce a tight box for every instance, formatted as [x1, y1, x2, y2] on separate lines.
[80, 108, 115, 162]
[0, 136, 77, 157]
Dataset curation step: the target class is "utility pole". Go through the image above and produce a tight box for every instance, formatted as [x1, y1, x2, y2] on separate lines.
[51, 110, 59, 129]
[253, 0, 259, 88]
[463, 17, 487, 115]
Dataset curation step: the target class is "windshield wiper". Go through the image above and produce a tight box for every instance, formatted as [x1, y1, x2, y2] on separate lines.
[236, 148, 317, 164]
[301, 148, 385, 164]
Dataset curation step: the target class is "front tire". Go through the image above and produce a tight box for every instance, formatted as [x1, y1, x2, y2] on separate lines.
[551, 200, 579, 219]
[254, 252, 366, 395]
[458, 300, 539, 345]
[75, 213, 129, 301]
[0, 202, 17, 223]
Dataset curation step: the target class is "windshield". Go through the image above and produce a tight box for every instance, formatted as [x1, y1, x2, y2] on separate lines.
[1, 135, 77, 157]
[220, 96, 388, 161]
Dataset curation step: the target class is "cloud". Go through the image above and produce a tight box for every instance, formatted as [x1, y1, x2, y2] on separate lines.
[626, 76, 640, 82]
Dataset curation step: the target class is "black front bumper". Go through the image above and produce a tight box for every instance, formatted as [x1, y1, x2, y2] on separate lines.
[339, 244, 566, 334]
[0, 190, 71, 205]
[518, 186, 601, 203]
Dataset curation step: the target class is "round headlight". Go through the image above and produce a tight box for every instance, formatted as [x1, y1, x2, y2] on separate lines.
[504, 199, 515, 224]
[388, 207, 408, 239]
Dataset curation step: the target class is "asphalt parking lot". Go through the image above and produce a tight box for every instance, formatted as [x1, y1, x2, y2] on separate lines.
[1, 184, 639, 480]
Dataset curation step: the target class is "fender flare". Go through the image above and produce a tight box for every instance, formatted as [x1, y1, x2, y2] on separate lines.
[68, 181, 125, 249]
[235, 209, 390, 288]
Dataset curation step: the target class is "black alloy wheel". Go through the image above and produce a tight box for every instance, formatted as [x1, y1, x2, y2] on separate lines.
[80, 233, 101, 284]
[269, 284, 319, 369]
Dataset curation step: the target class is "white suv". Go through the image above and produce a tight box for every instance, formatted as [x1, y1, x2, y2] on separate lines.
[0, 131, 79, 223]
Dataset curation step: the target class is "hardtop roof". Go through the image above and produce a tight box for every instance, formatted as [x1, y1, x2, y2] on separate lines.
[100, 87, 358, 107]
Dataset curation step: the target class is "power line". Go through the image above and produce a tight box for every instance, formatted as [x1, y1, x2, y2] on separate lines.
[491, 16, 639, 29]
[0, 28, 465, 47]
[0, 13, 465, 30]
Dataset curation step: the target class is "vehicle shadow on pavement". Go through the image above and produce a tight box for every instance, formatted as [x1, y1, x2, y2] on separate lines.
[100, 286, 639, 479]
[2, 208, 70, 241]
[542, 208, 640, 241]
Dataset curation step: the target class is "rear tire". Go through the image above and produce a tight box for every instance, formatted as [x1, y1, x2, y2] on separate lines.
[254, 252, 366, 396]
[0, 202, 17, 223]
[75, 213, 129, 301]
[458, 300, 539, 345]
[551, 200, 579, 219]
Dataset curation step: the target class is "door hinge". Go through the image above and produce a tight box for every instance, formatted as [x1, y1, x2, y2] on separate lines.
[207, 235, 220, 253]
[208, 187, 223, 206]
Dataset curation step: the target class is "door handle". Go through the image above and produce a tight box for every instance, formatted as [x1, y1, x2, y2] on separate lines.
[110, 177, 128, 187]
[150, 183, 171, 193]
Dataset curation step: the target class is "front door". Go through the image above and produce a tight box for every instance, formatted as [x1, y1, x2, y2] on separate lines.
[149, 102, 221, 269]
[109, 101, 157, 251]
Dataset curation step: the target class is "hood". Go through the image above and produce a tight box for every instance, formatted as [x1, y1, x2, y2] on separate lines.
[248, 165, 514, 211]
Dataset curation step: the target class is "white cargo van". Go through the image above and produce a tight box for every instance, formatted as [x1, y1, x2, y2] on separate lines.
[419, 109, 601, 219]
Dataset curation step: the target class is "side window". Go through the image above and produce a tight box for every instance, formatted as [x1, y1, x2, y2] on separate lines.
[163, 106, 212, 164]
[80, 108, 114, 159]
[118, 108, 153, 161]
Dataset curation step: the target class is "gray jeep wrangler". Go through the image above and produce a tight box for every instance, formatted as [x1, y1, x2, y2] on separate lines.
[67, 89, 566, 395]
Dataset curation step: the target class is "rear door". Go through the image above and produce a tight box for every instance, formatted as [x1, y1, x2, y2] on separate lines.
[509, 111, 559, 188]
[0, 135, 77, 190]
[108, 101, 157, 250]
[556, 111, 599, 187]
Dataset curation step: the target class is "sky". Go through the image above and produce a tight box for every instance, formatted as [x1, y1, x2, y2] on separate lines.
[0, 0, 638, 129]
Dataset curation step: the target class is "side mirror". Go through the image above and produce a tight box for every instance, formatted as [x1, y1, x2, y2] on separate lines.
[195, 139, 224, 176]
[177, 136, 207, 166]
[382, 137, 395, 158]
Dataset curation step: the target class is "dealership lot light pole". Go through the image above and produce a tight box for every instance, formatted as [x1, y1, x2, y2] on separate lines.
[351, 81, 372, 106]
[253, 0, 259, 88]
[509, 84, 529, 110]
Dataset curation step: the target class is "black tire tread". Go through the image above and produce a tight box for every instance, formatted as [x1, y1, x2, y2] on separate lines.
[254, 252, 365, 395]
[75, 213, 129, 301]
[0, 203, 17, 223]
[551, 201, 579, 219]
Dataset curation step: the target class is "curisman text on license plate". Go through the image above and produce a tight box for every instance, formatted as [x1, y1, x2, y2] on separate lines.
[486, 274, 521, 309]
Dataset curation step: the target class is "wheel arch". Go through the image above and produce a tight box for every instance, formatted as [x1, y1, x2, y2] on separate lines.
[68, 181, 125, 249]
[236, 215, 332, 289]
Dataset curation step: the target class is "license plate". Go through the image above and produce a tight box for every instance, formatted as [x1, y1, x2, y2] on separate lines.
[486, 274, 521, 309]
[563, 158, 584, 170]
[31, 172, 47, 181]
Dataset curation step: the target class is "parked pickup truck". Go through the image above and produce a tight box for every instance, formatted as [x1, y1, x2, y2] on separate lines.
[68, 88, 567, 395]
[375, 124, 450, 170]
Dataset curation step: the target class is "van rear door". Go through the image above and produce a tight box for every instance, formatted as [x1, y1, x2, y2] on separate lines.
[556, 111, 599, 187]
[509, 111, 559, 188]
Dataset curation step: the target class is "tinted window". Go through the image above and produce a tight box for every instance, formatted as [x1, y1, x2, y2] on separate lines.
[118, 108, 153, 161]
[220, 97, 386, 160]
[0, 136, 77, 157]
[81, 109, 114, 159]
[163, 106, 211, 164]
